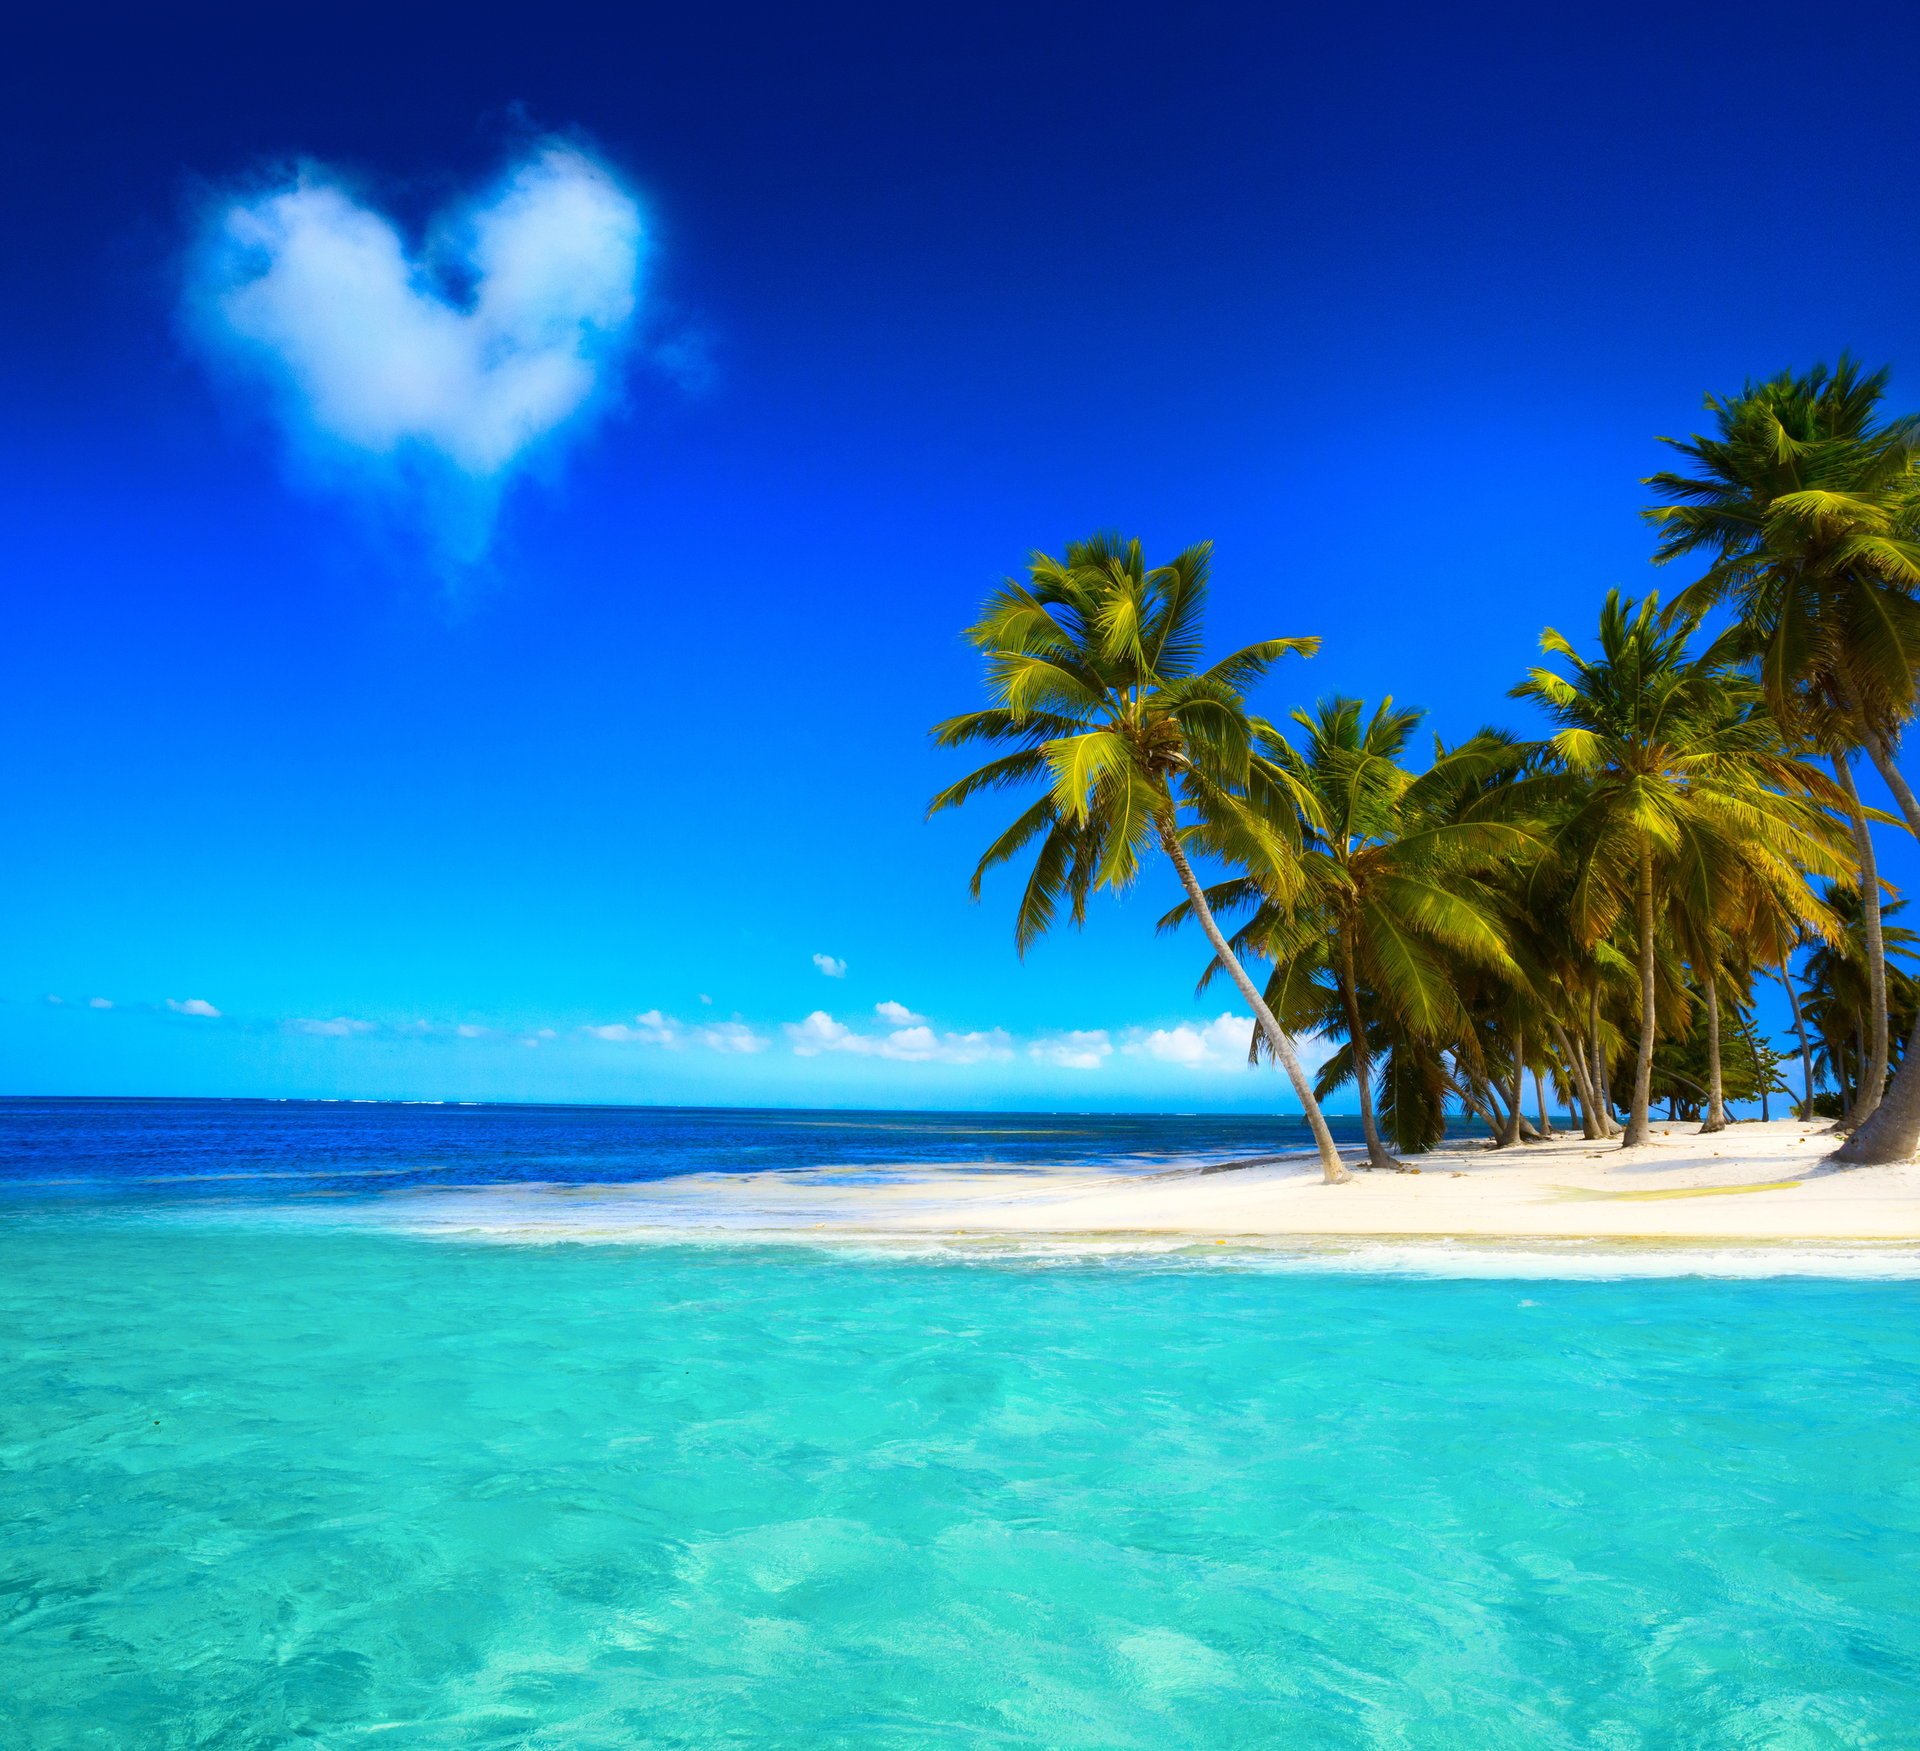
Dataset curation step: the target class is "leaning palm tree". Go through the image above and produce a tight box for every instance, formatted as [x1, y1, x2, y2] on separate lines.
[1166, 702, 1528, 1169]
[1645, 359, 1920, 1152]
[926, 534, 1352, 1182]
[1514, 590, 1852, 1148]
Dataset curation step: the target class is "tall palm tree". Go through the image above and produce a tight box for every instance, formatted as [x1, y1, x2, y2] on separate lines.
[926, 534, 1353, 1183]
[1159, 703, 1528, 1170]
[1513, 590, 1851, 1147]
[1670, 820, 1843, 1132]
[1644, 359, 1920, 1155]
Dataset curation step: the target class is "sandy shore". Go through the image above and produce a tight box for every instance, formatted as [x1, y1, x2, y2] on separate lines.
[377, 1119, 1920, 1249]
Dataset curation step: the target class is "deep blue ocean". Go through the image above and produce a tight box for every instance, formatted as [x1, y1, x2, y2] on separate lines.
[4, 1099, 1918, 1746]
[0, 1097, 1367, 1203]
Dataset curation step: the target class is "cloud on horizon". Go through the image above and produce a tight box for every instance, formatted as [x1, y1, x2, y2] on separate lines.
[186, 141, 645, 561]
[585, 1010, 770, 1053]
[1122, 1014, 1256, 1070]
[785, 1010, 1014, 1064]
[166, 997, 222, 1018]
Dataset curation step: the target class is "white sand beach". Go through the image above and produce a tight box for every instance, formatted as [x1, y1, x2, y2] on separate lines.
[381, 1118, 1920, 1249]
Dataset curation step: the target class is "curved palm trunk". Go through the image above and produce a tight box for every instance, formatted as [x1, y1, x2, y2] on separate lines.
[1831, 756, 1889, 1130]
[1533, 1067, 1553, 1139]
[1553, 1021, 1603, 1140]
[1454, 1078, 1498, 1139]
[1588, 985, 1617, 1138]
[1831, 732, 1920, 1164]
[1333, 942, 1401, 1171]
[1623, 837, 1657, 1148]
[1159, 824, 1350, 1183]
[1699, 970, 1727, 1133]
[1778, 965, 1815, 1121]
[1497, 1029, 1526, 1148]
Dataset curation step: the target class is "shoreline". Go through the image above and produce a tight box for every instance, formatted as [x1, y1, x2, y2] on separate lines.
[302, 1117, 1920, 1256]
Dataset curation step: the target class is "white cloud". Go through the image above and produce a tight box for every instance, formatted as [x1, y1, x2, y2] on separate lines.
[785, 1010, 1013, 1065]
[188, 142, 644, 558]
[167, 998, 222, 1018]
[43, 994, 64, 1006]
[583, 1010, 765, 1053]
[584, 1007, 681, 1047]
[455, 1022, 491, 1039]
[695, 1021, 769, 1055]
[1122, 1013, 1255, 1070]
[812, 954, 847, 979]
[874, 1000, 925, 1025]
[88, 997, 114, 1010]
[292, 1016, 375, 1037]
[1029, 1029, 1114, 1071]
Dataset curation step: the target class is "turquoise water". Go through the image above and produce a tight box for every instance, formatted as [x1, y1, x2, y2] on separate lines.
[5, 1212, 1919, 1747]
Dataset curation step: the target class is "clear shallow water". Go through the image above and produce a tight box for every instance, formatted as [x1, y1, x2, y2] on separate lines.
[4, 1102, 1920, 1746]
[4, 1211, 1920, 1747]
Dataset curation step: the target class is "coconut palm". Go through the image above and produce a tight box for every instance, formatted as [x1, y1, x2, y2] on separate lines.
[926, 534, 1352, 1182]
[1159, 703, 1529, 1169]
[1513, 590, 1852, 1147]
[1644, 359, 1920, 1152]
[1800, 884, 1920, 1113]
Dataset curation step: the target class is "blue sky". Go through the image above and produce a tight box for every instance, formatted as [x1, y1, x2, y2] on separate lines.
[6, 0, 1920, 1110]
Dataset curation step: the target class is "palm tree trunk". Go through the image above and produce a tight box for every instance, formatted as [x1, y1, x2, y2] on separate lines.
[1831, 731, 1920, 1164]
[1333, 943, 1400, 1171]
[1588, 985, 1617, 1137]
[1159, 822, 1350, 1183]
[1476, 1067, 1510, 1135]
[1553, 1021, 1603, 1139]
[1832, 754, 1889, 1130]
[1452, 1074, 1499, 1139]
[1623, 837, 1658, 1148]
[1533, 1066, 1553, 1139]
[1498, 1030, 1526, 1147]
[1700, 970, 1727, 1133]
[1778, 964, 1814, 1121]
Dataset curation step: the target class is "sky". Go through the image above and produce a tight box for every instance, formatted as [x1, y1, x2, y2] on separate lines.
[6, 0, 1920, 1112]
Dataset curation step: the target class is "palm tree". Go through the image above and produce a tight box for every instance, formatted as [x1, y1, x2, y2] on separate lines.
[1159, 703, 1528, 1170]
[926, 534, 1353, 1183]
[1513, 590, 1851, 1148]
[1800, 883, 1920, 1115]
[1644, 359, 1920, 1154]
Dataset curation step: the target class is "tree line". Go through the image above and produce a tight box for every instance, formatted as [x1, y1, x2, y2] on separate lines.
[929, 360, 1920, 1181]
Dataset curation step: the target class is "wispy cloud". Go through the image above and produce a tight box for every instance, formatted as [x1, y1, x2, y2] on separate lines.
[166, 997, 222, 1018]
[187, 141, 645, 561]
[584, 1009, 769, 1054]
[291, 1015, 375, 1037]
[874, 1000, 924, 1025]
[696, 1020, 768, 1055]
[1029, 1029, 1114, 1071]
[785, 1010, 1013, 1064]
[811, 953, 847, 979]
[88, 997, 114, 1010]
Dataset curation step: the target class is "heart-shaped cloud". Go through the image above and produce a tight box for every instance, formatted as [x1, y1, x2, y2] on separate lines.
[189, 143, 645, 553]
